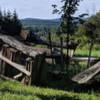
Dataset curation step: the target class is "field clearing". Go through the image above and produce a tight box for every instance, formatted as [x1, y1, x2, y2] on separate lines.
[34, 44, 100, 57]
[0, 79, 100, 100]
[75, 49, 100, 57]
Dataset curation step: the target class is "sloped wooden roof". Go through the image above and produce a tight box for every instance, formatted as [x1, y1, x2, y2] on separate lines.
[0, 34, 47, 58]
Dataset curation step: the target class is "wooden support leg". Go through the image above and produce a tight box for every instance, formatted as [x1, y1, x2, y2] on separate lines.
[31, 54, 46, 85]
[1, 44, 9, 75]
[21, 57, 32, 85]
[1, 60, 6, 75]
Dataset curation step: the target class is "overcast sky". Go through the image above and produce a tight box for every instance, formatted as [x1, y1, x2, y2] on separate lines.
[0, 0, 99, 19]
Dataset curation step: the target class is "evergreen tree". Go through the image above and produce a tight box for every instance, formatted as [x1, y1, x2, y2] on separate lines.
[0, 9, 3, 31]
[6, 10, 12, 35]
[0, 9, 22, 36]
[12, 10, 22, 35]
[2, 10, 7, 34]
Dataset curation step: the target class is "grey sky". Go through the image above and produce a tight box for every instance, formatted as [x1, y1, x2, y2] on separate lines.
[0, 0, 99, 19]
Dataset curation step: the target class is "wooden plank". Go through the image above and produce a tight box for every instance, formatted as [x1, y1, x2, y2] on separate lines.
[0, 52, 31, 76]
[13, 73, 23, 79]
[0, 34, 44, 58]
[0, 75, 15, 81]
[72, 61, 100, 84]
[71, 57, 100, 61]
[60, 37, 64, 70]
[46, 54, 100, 61]
[0, 44, 9, 75]
[41, 40, 78, 49]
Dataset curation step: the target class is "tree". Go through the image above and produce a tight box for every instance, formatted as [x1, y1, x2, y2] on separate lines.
[77, 12, 100, 42]
[53, 0, 84, 35]
[0, 9, 3, 31]
[0, 9, 22, 36]
[12, 10, 22, 35]
[5, 10, 12, 35]
[52, 0, 84, 49]
[2, 10, 7, 34]
[84, 22, 96, 67]
[77, 18, 97, 67]
[53, 0, 83, 70]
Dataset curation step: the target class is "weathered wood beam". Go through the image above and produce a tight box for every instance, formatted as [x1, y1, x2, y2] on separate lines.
[0, 34, 44, 58]
[0, 52, 31, 76]
[46, 54, 100, 61]
[72, 61, 100, 84]
[0, 75, 15, 81]
[71, 57, 100, 61]
[13, 73, 23, 79]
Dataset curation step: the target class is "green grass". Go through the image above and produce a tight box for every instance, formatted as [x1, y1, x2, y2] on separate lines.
[0, 44, 98, 99]
[0, 79, 100, 100]
[75, 49, 100, 57]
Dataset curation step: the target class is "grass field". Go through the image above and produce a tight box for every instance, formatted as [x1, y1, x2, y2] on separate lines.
[75, 49, 100, 57]
[0, 79, 100, 100]
[0, 44, 99, 100]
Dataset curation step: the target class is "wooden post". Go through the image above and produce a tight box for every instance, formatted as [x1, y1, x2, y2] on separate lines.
[24, 57, 33, 85]
[2, 47, 18, 77]
[37, 54, 47, 84]
[9, 48, 17, 61]
[0, 39, 3, 51]
[87, 40, 93, 68]
[31, 55, 42, 84]
[0, 44, 9, 75]
[31, 54, 46, 85]
[48, 30, 54, 65]
[60, 37, 64, 71]
[8, 48, 18, 77]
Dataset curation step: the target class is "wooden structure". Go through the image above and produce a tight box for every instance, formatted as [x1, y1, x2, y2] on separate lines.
[20, 28, 30, 40]
[1, 34, 99, 86]
[0, 34, 47, 85]
[19, 28, 78, 52]
[72, 61, 100, 84]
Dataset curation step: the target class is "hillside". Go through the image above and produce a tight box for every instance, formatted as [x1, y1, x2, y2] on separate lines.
[21, 18, 60, 28]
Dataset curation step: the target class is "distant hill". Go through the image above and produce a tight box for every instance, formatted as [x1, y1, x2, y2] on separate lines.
[21, 18, 60, 28]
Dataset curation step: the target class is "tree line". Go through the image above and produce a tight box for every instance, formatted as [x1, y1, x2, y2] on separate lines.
[0, 9, 22, 36]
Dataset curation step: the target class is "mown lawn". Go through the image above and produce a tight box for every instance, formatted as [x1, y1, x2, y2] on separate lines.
[0, 79, 100, 100]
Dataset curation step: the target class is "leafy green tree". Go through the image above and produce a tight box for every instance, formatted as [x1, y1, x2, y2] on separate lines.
[77, 17, 98, 67]
[53, 0, 84, 35]
[53, 0, 83, 49]
[77, 12, 100, 42]
[52, 0, 84, 71]
[83, 22, 96, 67]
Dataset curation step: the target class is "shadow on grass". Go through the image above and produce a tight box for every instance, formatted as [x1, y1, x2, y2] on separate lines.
[39, 61, 100, 94]
[0, 88, 79, 100]
[37, 78, 100, 94]
[36, 95, 79, 100]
